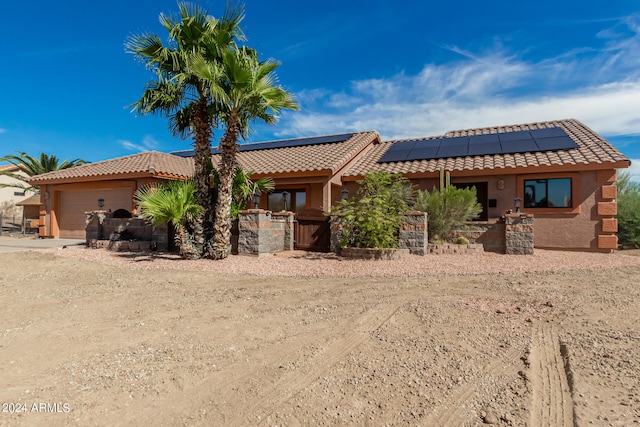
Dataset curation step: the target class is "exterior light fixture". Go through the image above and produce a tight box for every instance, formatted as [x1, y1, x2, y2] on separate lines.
[253, 192, 261, 209]
[514, 197, 521, 213]
[282, 191, 289, 211]
[98, 198, 105, 210]
[341, 189, 349, 200]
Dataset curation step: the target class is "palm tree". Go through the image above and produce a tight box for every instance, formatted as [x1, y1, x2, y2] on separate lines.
[0, 152, 86, 192]
[126, 2, 245, 258]
[204, 47, 299, 259]
[134, 180, 203, 259]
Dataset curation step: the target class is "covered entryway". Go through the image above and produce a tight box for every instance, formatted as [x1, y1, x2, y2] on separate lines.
[57, 188, 133, 238]
[294, 208, 330, 252]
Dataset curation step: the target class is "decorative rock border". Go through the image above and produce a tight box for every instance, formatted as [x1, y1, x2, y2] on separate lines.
[428, 243, 484, 255]
[340, 247, 410, 260]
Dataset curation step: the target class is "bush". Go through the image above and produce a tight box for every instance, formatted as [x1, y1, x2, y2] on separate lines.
[414, 169, 482, 242]
[617, 170, 640, 248]
[331, 171, 413, 249]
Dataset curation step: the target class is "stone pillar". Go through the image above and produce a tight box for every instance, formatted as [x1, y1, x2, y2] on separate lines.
[329, 216, 344, 255]
[272, 212, 295, 251]
[399, 211, 428, 255]
[238, 209, 289, 256]
[504, 214, 534, 255]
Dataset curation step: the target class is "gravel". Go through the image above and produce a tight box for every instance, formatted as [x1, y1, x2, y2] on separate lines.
[42, 246, 640, 277]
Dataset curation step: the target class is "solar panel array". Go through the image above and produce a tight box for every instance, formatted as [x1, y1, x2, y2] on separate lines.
[377, 127, 578, 163]
[172, 133, 355, 157]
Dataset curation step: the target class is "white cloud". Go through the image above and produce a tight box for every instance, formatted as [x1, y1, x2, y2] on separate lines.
[118, 135, 160, 152]
[625, 159, 640, 182]
[279, 14, 640, 147]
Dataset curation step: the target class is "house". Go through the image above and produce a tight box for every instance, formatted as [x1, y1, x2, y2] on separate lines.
[28, 119, 630, 251]
[342, 119, 630, 251]
[29, 132, 380, 239]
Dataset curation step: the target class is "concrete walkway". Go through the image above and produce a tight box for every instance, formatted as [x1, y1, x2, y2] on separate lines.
[0, 236, 86, 253]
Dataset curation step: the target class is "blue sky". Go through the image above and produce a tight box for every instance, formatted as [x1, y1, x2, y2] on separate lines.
[1, 1, 640, 178]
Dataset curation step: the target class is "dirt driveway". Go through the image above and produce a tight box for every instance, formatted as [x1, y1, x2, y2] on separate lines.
[0, 249, 638, 426]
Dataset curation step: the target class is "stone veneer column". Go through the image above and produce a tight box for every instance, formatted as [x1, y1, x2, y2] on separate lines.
[238, 209, 289, 256]
[504, 214, 534, 255]
[399, 211, 428, 255]
[271, 212, 295, 251]
[596, 169, 618, 251]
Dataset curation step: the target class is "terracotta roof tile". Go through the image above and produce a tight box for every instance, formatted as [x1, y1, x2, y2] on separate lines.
[29, 151, 195, 184]
[211, 131, 379, 175]
[28, 131, 380, 184]
[344, 119, 630, 177]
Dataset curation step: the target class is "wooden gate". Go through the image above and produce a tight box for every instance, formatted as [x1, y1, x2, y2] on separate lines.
[294, 208, 330, 252]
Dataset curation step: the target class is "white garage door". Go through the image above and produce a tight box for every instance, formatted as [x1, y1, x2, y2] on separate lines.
[58, 189, 133, 238]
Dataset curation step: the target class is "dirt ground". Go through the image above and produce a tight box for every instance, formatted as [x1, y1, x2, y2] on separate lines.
[0, 249, 639, 426]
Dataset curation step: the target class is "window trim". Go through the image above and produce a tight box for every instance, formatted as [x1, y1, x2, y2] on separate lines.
[516, 173, 580, 215]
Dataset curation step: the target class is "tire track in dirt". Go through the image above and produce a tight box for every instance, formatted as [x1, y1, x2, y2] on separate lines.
[528, 321, 574, 427]
[232, 302, 404, 426]
[120, 301, 403, 426]
[420, 346, 522, 426]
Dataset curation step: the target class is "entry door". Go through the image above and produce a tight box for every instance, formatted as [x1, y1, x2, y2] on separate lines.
[452, 182, 488, 221]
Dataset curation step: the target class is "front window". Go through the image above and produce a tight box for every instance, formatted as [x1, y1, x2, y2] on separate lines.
[268, 190, 307, 212]
[524, 178, 572, 208]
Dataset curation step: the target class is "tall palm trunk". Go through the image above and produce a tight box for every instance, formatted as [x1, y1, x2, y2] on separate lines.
[208, 116, 239, 260]
[192, 94, 215, 257]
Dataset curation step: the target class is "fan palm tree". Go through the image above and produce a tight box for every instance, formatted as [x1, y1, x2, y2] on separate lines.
[203, 47, 299, 259]
[134, 180, 202, 259]
[210, 168, 275, 219]
[126, 2, 245, 258]
[0, 152, 86, 192]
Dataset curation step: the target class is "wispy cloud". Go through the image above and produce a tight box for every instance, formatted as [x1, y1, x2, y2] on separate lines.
[0, 128, 6, 134]
[278, 14, 640, 145]
[118, 135, 160, 152]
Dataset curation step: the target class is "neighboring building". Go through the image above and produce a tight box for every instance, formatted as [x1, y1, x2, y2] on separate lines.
[28, 119, 630, 251]
[0, 165, 33, 228]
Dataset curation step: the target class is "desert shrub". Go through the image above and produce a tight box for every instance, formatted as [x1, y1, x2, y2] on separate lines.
[617, 170, 640, 248]
[331, 171, 413, 249]
[414, 169, 482, 242]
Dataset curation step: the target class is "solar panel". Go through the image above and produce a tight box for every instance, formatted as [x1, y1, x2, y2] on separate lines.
[404, 139, 441, 162]
[529, 127, 567, 139]
[498, 131, 531, 142]
[534, 136, 579, 151]
[468, 134, 502, 156]
[378, 141, 417, 163]
[436, 136, 469, 158]
[503, 138, 538, 154]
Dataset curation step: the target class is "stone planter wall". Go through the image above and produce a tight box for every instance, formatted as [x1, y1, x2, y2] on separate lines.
[399, 211, 428, 255]
[85, 213, 169, 252]
[428, 243, 484, 255]
[453, 221, 506, 253]
[340, 247, 410, 260]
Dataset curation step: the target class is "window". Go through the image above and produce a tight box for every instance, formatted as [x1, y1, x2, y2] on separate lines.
[524, 178, 572, 208]
[268, 190, 307, 212]
[14, 191, 25, 196]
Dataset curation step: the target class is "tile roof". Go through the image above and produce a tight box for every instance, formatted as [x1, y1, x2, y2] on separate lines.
[219, 131, 379, 175]
[28, 151, 195, 184]
[344, 119, 630, 178]
[28, 131, 380, 183]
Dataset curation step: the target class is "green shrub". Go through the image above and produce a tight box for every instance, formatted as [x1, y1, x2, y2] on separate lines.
[414, 169, 482, 242]
[331, 171, 413, 249]
[617, 170, 640, 248]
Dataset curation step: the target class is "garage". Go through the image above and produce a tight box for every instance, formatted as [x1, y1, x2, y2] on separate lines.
[57, 188, 134, 238]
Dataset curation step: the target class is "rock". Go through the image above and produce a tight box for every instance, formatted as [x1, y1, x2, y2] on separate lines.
[483, 412, 499, 424]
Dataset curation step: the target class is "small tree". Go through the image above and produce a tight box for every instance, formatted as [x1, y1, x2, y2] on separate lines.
[414, 169, 482, 242]
[134, 180, 203, 259]
[616, 170, 640, 248]
[331, 171, 413, 249]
